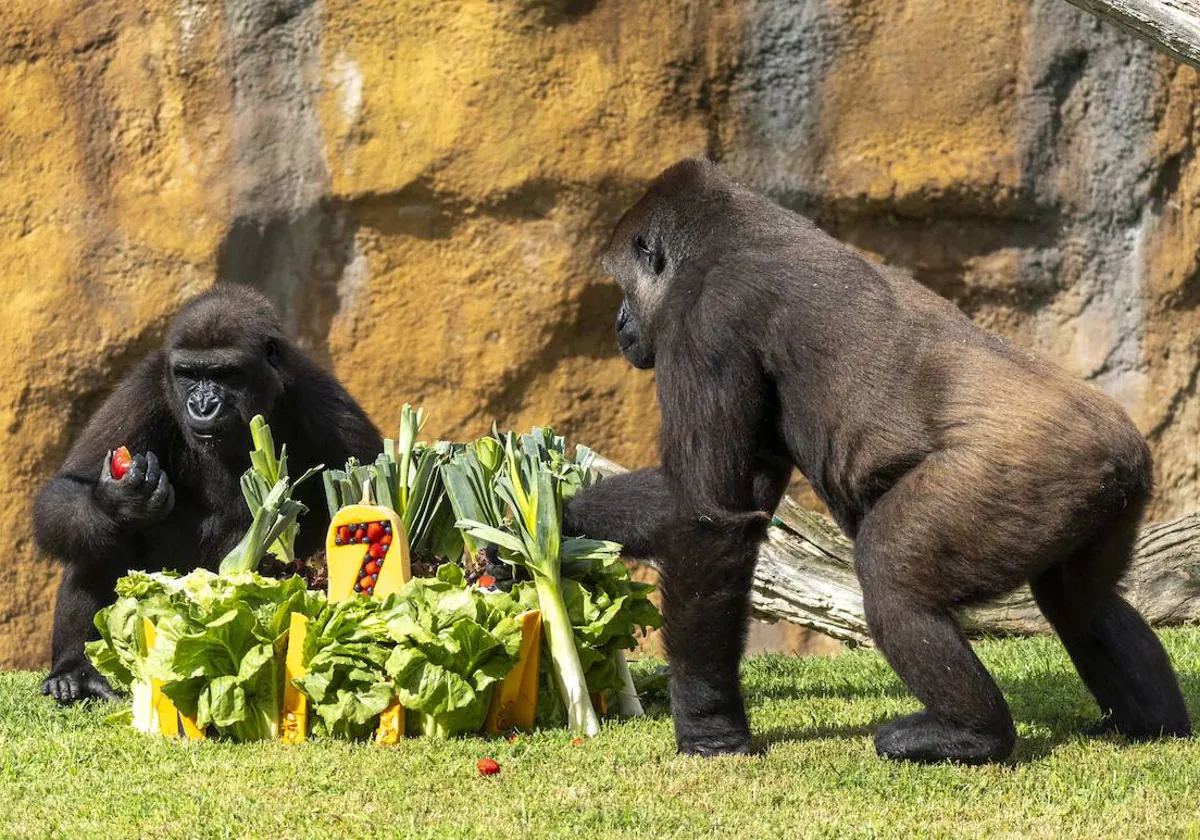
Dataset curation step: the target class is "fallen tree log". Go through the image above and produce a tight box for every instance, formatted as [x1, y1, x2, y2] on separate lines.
[1062, 0, 1200, 70]
[592, 456, 1200, 646]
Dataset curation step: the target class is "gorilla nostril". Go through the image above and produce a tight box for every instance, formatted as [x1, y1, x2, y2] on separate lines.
[187, 395, 221, 422]
[616, 304, 630, 331]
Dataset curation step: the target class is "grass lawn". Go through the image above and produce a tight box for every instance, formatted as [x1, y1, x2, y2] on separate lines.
[2, 630, 1200, 839]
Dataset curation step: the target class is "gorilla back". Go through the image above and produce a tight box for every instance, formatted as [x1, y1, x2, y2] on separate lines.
[34, 285, 382, 703]
[564, 158, 1190, 763]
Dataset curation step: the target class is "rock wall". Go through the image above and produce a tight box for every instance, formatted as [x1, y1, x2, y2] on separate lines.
[1, 0, 1197, 668]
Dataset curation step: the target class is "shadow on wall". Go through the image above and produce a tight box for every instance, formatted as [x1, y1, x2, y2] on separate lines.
[216, 204, 358, 370]
[476, 281, 626, 421]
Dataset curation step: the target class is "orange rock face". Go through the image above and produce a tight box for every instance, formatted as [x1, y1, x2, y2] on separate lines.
[0, 1, 1197, 667]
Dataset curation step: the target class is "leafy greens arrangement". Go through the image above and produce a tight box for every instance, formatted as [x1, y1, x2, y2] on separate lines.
[87, 412, 661, 744]
[445, 427, 660, 733]
[383, 564, 523, 737]
[88, 570, 323, 739]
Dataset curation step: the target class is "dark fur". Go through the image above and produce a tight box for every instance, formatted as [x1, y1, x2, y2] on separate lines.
[35, 285, 382, 703]
[565, 159, 1190, 762]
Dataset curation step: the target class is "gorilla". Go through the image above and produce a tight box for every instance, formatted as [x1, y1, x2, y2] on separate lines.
[564, 158, 1191, 763]
[35, 285, 382, 703]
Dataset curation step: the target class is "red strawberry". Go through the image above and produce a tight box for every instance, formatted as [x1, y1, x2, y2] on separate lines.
[111, 447, 133, 480]
[369, 543, 385, 560]
[364, 561, 379, 576]
[476, 758, 500, 777]
[367, 522, 385, 542]
[477, 575, 497, 589]
[381, 534, 392, 547]
[337, 525, 351, 544]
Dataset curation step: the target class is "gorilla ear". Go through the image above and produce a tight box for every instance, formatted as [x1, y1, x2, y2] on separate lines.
[265, 338, 280, 365]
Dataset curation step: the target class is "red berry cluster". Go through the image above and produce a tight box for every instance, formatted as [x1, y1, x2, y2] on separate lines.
[334, 520, 393, 596]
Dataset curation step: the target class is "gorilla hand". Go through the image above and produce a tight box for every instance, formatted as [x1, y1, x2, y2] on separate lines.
[94, 450, 175, 526]
[41, 659, 120, 704]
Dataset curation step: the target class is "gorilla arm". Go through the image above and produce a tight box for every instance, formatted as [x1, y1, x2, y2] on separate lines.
[648, 334, 781, 755]
[563, 454, 790, 559]
[34, 354, 175, 702]
[562, 468, 672, 558]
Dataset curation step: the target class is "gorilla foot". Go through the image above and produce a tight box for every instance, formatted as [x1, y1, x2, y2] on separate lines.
[676, 732, 755, 757]
[675, 715, 755, 757]
[874, 710, 1014, 765]
[41, 664, 119, 705]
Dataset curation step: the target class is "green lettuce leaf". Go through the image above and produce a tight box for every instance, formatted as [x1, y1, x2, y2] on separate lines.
[93, 569, 325, 741]
[381, 575, 522, 737]
[292, 596, 395, 740]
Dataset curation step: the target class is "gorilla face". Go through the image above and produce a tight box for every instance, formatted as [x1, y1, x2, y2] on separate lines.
[604, 225, 669, 370]
[615, 295, 655, 370]
[167, 339, 283, 454]
[164, 286, 290, 458]
[601, 161, 732, 370]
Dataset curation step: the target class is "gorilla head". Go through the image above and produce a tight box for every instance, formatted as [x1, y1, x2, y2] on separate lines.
[601, 159, 755, 370]
[164, 286, 288, 457]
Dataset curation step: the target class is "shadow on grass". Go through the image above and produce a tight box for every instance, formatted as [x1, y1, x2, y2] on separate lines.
[744, 665, 1200, 763]
[752, 721, 884, 752]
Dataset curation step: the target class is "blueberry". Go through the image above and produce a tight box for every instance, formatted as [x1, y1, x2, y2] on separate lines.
[371, 573, 378, 582]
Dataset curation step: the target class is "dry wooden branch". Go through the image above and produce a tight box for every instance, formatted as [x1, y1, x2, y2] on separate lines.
[1062, 0, 1200, 69]
[591, 456, 1200, 646]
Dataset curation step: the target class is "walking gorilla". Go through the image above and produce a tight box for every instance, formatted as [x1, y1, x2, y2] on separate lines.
[564, 159, 1191, 763]
[35, 285, 381, 703]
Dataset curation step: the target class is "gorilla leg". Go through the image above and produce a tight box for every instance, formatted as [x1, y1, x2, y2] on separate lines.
[1030, 516, 1190, 739]
[854, 462, 1019, 764]
[661, 513, 768, 756]
[43, 562, 121, 703]
[857, 552, 1016, 764]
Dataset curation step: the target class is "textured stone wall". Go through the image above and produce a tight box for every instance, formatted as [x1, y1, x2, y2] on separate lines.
[1, 0, 1197, 668]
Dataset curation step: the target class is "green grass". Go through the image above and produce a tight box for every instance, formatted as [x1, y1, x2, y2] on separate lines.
[3, 630, 1200, 839]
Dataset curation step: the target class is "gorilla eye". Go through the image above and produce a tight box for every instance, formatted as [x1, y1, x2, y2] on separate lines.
[633, 235, 665, 276]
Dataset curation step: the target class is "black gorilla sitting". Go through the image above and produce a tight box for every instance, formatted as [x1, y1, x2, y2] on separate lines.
[35, 285, 382, 703]
[565, 159, 1190, 763]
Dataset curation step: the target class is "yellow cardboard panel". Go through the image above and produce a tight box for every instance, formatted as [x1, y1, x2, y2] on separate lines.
[281, 612, 310, 744]
[486, 610, 542, 734]
[326, 505, 411, 601]
[141, 618, 205, 740]
[375, 702, 404, 745]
